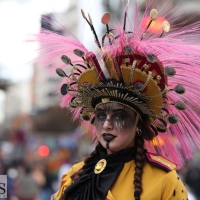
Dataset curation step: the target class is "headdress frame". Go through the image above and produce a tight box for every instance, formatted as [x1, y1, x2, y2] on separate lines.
[32, 1, 200, 168]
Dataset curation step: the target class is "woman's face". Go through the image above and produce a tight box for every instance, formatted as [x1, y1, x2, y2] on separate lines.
[95, 103, 139, 154]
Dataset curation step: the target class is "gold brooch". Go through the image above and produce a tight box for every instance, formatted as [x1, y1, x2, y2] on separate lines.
[94, 159, 107, 174]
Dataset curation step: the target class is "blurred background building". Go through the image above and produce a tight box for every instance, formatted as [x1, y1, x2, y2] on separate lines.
[0, 0, 200, 199]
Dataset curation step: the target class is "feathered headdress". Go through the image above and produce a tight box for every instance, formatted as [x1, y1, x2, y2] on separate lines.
[33, 1, 200, 168]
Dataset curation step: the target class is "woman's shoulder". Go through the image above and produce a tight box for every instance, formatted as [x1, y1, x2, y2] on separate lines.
[143, 153, 188, 199]
[145, 152, 176, 172]
[142, 152, 178, 183]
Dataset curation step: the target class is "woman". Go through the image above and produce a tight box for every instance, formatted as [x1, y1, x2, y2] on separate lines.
[53, 100, 187, 200]
[34, 1, 200, 200]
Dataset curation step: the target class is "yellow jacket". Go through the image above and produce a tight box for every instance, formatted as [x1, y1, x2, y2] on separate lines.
[53, 159, 187, 200]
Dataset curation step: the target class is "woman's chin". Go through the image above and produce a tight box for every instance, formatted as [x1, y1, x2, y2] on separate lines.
[102, 142, 120, 154]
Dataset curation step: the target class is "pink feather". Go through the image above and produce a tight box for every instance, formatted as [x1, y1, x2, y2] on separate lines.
[29, 1, 200, 168]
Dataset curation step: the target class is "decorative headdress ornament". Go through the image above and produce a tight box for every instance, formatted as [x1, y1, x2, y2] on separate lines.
[34, 1, 200, 168]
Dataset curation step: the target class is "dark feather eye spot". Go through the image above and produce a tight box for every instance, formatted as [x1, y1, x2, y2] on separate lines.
[61, 84, 69, 95]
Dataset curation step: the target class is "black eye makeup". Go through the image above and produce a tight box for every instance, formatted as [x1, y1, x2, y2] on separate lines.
[95, 109, 128, 119]
[94, 107, 136, 131]
[95, 111, 107, 120]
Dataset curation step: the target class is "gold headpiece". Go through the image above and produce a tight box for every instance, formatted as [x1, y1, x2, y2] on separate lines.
[35, 1, 200, 167]
[56, 8, 185, 134]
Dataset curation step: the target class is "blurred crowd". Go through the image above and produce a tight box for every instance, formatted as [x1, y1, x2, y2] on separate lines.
[0, 123, 93, 200]
[0, 157, 72, 200]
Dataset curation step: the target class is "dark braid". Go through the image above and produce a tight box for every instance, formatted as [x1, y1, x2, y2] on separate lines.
[133, 120, 155, 200]
[59, 142, 100, 200]
[134, 136, 145, 200]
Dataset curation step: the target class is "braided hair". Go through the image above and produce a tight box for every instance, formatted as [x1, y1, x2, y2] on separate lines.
[134, 120, 155, 200]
